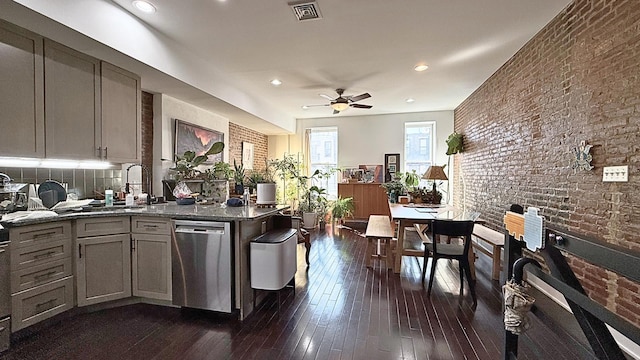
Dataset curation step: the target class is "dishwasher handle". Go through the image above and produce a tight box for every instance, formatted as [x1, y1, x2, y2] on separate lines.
[175, 227, 225, 235]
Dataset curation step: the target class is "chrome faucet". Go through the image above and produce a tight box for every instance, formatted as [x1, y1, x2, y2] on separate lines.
[125, 164, 152, 205]
[0, 173, 11, 187]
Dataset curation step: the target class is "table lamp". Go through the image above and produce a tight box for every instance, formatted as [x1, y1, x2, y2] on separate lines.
[422, 165, 448, 197]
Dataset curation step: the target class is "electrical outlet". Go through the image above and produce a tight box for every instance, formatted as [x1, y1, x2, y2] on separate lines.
[602, 166, 628, 182]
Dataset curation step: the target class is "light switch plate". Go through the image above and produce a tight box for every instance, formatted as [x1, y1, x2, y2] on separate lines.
[602, 165, 628, 182]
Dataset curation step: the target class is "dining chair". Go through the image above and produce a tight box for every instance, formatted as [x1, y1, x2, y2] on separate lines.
[421, 219, 477, 304]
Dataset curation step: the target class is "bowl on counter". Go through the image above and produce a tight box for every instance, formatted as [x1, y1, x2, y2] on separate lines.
[176, 197, 196, 205]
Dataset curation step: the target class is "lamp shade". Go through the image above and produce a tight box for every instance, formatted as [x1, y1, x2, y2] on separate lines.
[330, 102, 349, 112]
[422, 165, 448, 181]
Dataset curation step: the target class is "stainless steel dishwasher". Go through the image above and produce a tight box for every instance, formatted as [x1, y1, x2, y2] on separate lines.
[172, 220, 232, 313]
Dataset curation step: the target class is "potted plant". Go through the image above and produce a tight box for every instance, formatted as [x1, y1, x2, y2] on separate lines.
[380, 178, 406, 203]
[316, 194, 330, 230]
[233, 159, 245, 195]
[203, 161, 233, 204]
[403, 170, 420, 191]
[169, 142, 225, 200]
[256, 159, 277, 205]
[299, 185, 326, 229]
[330, 196, 354, 225]
[446, 132, 464, 155]
[247, 172, 264, 194]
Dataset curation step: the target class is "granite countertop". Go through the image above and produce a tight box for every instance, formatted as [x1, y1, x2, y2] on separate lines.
[1, 203, 289, 227]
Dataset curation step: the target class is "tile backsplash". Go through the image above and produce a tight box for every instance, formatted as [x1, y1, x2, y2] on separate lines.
[0, 167, 122, 200]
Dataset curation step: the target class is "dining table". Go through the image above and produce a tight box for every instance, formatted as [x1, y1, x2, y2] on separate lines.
[388, 202, 481, 274]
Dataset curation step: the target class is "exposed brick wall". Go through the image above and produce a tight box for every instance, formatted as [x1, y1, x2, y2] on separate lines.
[228, 122, 269, 174]
[454, 0, 640, 326]
[141, 91, 153, 193]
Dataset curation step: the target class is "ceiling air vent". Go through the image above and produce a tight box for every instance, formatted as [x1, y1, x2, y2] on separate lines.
[289, 1, 322, 21]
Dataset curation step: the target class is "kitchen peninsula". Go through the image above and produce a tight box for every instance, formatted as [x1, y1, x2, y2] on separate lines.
[1, 203, 289, 345]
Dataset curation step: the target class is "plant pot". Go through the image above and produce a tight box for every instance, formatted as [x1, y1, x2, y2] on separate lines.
[234, 183, 244, 195]
[205, 179, 229, 204]
[256, 183, 277, 205]
[318, 220, 326, 231]
[302, 211, 317, 230]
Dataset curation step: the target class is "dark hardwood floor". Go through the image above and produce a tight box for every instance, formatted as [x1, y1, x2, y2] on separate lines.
[2, 225, 595, 360]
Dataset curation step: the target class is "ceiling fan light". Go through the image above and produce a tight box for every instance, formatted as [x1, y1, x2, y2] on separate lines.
[331, 102, 349, 112]
[414, 64, 429, 72]
[132, 0, 156, 13]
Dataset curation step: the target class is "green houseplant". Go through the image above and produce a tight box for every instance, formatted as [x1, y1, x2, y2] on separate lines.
[446, 132, 464, 155]
[330, 196, 354, 225]
[171, 142, 225, 181]
[233, 159, 245, 195]
[203, 161, 232, 203]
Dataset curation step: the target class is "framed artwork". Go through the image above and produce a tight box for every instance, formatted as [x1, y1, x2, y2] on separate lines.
[385, 153, 400, 181]
[242, 142, 254, 170]
[174, 119, 224, 164]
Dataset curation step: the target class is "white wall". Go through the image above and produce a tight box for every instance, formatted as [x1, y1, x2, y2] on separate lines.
[152, 94, 230, 196]
[294, 111, 454, 170]
[270, 111, 455, 200]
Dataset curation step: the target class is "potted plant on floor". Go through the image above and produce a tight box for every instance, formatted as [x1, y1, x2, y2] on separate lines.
[299, 185, 326, 229]
[330, 196, 354, 226]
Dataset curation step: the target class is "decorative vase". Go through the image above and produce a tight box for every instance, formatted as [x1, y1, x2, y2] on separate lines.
[256, 183, 276, 205]
[235, 183, 244, 195]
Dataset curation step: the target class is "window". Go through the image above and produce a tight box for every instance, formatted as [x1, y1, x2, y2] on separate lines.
[308, 127, 338, 199]
[404, 121, 435, 179]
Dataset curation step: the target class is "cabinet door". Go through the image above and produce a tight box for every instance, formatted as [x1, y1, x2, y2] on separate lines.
[44, 39, 101, 160]
[101, 62, 141, 163]
[0, 21, 44, 157]
[76, 234, 131, 306]
[131, 233, 171, 300]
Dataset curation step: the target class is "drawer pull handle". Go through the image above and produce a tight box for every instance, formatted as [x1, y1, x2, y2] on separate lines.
[34, 251, 56, 259]
[33, 231, 57, 239]
[144, 224, 158, 228]
[35, 299, 56, 310]
[34, 271, 57, 280]
[0, 326, 5, 332]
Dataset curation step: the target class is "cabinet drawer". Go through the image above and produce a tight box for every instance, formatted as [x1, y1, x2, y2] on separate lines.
[11, 258, 72, 293]
[9, 221, 71, 249]
[76, 216, 130, 237]
[10, 238, 71, 271]
[11, 276, 74, 331]
[132, 217, 171, 235]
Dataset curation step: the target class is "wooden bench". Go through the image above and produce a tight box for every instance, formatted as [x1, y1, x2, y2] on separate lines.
[365, 215, 394, 269]
[471, 224, 505, 280]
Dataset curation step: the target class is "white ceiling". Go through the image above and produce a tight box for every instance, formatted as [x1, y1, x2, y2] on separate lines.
[6, 0, 571, 134]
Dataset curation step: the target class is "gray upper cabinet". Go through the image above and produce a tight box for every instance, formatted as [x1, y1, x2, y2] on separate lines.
[101, 62, 141, 163]
[0, 21, 45, 157]
[44, 39, 101, 160]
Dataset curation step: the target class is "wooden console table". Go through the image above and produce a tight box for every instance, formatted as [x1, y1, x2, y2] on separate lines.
[338, 183, 390, 220]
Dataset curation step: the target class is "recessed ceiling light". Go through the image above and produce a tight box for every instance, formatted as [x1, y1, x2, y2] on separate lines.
[132, 0, 156, 13]
[414, 64, 429, 72]
[406, 98, 415, 103]
[270, 79, 282, 86]
[302, 105, 310, 110]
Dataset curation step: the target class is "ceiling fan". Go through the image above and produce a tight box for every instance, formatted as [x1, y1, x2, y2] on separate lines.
[305, 88, 372, 114]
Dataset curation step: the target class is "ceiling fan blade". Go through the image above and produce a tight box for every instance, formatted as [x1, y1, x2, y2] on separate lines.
[350, 103, 372, 109]
[319, 94, 334, 101]
[333, 109, 340, 115]
[304, 104, 330, 107]
[349, 93, 371, 102]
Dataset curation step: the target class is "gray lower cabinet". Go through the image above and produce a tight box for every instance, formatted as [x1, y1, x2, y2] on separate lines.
[9, 221, 73, 332]
[131, 217, 172, 301]
[0, 20, 45, 158]
[76, 218, 132, 307]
